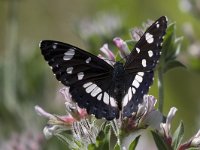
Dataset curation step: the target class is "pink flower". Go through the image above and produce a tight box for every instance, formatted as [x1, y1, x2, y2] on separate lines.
[120, 95, 163, 132]
[35, 87, 88, 139]
[179, 129, 200, 149]
[159, 107, 177, 138]
[100, 43, 115, 61]
[113, 37, 130, 58]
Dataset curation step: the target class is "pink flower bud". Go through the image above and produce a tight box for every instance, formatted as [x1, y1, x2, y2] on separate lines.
[100, 43, 115, 61]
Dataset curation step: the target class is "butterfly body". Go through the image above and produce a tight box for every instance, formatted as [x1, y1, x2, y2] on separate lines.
[112, 62, 127, 108]
[40, 16, 167, 120]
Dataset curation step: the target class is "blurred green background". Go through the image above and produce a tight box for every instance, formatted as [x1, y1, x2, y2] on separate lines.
[1, 0, 200, 149]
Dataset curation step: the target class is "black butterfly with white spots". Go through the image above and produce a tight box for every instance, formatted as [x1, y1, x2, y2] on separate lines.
[40, 16, 167, 120]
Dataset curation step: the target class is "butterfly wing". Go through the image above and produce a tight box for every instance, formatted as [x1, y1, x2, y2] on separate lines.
[122, 16, 168, 117]
[40, 40, 119, 120]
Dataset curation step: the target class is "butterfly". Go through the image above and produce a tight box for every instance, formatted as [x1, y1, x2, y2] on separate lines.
[40, 16, 167, 120]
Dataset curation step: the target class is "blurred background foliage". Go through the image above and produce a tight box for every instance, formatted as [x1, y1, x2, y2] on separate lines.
[0, 0, 200, 149]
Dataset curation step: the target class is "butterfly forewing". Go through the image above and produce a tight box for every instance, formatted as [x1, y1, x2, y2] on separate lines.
[124, 16, 167, 72]
[122, 16, 167, 117]
[40, 40, 119, 120]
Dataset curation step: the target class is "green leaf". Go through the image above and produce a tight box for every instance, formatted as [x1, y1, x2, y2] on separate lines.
[163, 60, 186, 73]
[187, 148, 200, 150]
[172, 121, 184, 150]
[115, 51, 122, 62]
[129, 135, 141, 150]
[165, 37, 183, 63]
[151, 131, 169, 150]
[161, 22, 183, 70]
[114, 143, 120, 150]
[162, 23, 176, 61]
[88, 144, 96, 150]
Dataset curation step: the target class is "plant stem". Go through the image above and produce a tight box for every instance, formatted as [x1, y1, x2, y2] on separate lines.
[4, 0, 19, 111]
[158, 69, 164, 113]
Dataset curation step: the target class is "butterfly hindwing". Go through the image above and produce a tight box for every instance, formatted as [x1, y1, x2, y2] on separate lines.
[122, 71, 154, 117]
[40, 40, 119, 120]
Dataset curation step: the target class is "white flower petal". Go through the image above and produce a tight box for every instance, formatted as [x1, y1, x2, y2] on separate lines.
[100, 43, 115, 61]
[166, 107, 178, 126]
[191, 129, 200, 147]
[113, 37, 130, 58]
[43, 126, 53, 139]
[35, 105, 54, 118]
[158, 107, 178, 138]
[59, 87, 72, 102]
[143, 110, 163, 130]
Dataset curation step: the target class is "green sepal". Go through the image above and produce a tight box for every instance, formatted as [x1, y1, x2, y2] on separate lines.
[88, 124, 111, 150]
[128, 135, 141, 150]
[151, 130, 169, 150]
[163, 60, 186, 73]
[172, 121, 184, 150]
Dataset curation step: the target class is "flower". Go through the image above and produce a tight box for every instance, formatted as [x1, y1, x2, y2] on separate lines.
[35, 87, 88, 140]
[190, 129, 200, 147]
[35, 87, 101, 149]
[113, 37, 130, 58]
[130, 27, 144, 41]
[99, 43, 115, 62]
[179, 129, 200, 149]
[159, 107, 177, 138]
[59, 87, 88, 120]
[35, 105, 76, 139]
[120, 95, 163, 133]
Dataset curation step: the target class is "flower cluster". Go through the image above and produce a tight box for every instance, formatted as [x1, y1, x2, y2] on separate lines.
[35, 17, 200, 150]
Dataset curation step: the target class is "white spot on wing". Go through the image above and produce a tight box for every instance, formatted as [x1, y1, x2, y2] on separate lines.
[66, 67, 73, 74]
[103, 92, 109, 105]
[132, 87, 136, 94]
[83, 82, 92, 88]
[135, 75, 143, 83]
[138, 72, 144, 76]
[110, 97, 117, 107]
[91, 86, 102, 97]
[165, 16, 168, 21]
[122, 94, 128, 107]
[132, 80, 140, 88]
[86, 57, 91, 64]
[128, 87, 132, 101]
[77, 72, 84, 80]
[148, 50, 153, 57]
[145, 33, 154, 44]
[136, 47, 140, 53]
[86, 83, 97, 93]
[142, 59, 147, 67]
[63, 49, 75, 60]
[52, 44, 57, 49]
[156, 24, 160, 28]
[97, 93, 102, 101]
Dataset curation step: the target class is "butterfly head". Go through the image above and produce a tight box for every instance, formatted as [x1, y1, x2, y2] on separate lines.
[113, 62, 125, 79]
